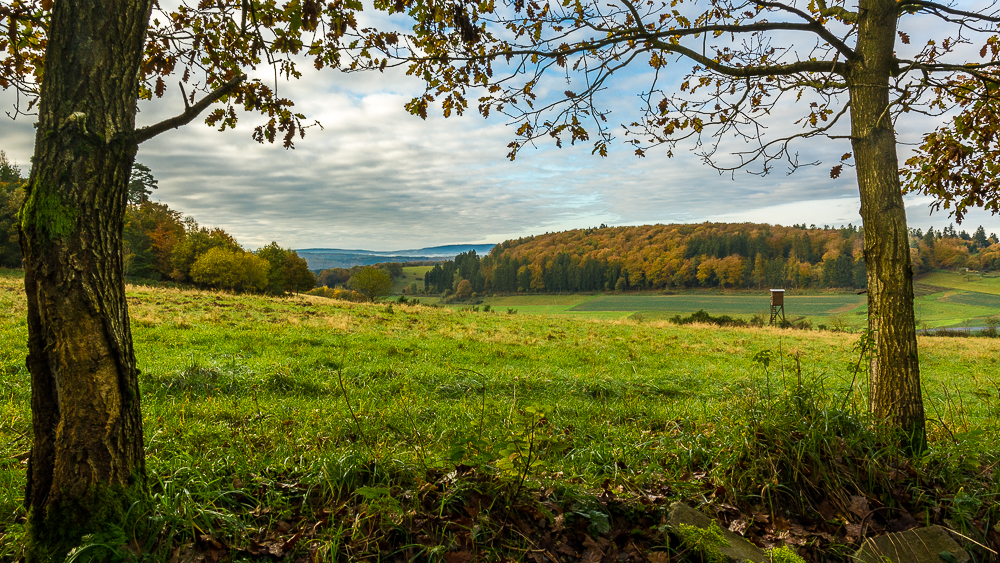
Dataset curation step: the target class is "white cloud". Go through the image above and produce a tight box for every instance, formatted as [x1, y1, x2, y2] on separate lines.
[4, 5, 1000, 250]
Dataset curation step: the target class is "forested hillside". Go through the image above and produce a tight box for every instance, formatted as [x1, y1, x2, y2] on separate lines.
[425, 222, 1000, 295]
[0, 155, 315, 294]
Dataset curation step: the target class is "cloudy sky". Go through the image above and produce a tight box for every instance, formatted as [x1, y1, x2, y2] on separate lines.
[2, 6, 999, 251]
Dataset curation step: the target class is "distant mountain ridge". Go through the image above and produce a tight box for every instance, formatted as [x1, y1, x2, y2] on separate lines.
[295, 244, 496, 270]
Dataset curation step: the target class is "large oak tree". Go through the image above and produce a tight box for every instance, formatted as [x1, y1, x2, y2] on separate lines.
[1, 0, 363, 556]
[367, 0, 1000, 451]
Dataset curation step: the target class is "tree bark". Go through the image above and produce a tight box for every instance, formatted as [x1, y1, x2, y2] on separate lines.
[848, 0, 926, 452]
[19, 0, 153, 555]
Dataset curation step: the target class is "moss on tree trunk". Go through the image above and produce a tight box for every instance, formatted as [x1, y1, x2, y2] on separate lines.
[19, 0, 153, 557]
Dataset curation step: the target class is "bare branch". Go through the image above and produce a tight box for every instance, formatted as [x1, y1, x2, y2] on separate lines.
[647, 40, 848, 78]
[429, 20, 850, 73]
[133, 74, 246, 144]
[755, 1, 856, 59]
[899, 0, 1000, 23]
[901, 60, 1000, 75]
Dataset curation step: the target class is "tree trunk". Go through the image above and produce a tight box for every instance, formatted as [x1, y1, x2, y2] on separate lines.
[848, 0, 926, 453]
[19, 0, 152, 556]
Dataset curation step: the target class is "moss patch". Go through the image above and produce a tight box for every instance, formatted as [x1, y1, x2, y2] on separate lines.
[19, 183, 76, 241]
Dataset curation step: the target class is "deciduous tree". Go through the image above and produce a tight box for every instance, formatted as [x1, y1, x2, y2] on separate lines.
[190, 246, 270, 292]
[350, 266, 394, 302]
[0, 151, 24, 267]
[1, 0, 366, 554]
[372, 0, 1000, 451]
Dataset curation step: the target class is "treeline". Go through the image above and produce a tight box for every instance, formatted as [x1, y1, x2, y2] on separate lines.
[0, 154, 315, 294]
[315, 262, 404, 288]
[124, 201, 314, 294]
[910, 225, 1000, 272]
[425, 222, 1000, 295]
[0, 152, 25, 268]
[308, 263, 404, 302]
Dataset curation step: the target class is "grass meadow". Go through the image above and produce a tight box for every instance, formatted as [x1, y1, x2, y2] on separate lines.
[2, 268, 1000, 561]
[406, 270, 1000, 331]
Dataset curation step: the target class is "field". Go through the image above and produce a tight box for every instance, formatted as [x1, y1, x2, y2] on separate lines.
[392, 265, 434, 294]
[405, 270, 1000, 331]
[2, 268, 1000, 561]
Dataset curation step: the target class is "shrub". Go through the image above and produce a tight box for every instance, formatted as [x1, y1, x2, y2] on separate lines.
[670, 309, 748, 327]
[190, 247, 268, 292]
[307, 286, 367, 302]
[456, 279, 473, 300]
[349, 267, 393, 302]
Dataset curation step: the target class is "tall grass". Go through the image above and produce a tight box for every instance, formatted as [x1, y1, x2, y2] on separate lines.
[1, 270, 999, 561]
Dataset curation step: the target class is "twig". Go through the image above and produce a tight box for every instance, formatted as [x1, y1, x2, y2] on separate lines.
[337, 368, 368, 451]
[134, 74, 246, 143]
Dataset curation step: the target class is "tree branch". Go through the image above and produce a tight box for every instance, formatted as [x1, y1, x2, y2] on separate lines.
[647, 40, 848, 78]
[133, 74, 246, 144]
[816, 0, 858, 24]
[755, 1, 856, 59]
[901, 60, 1000, 75]
[435, 20, 850, 79]
[899, 0, 1000, 23]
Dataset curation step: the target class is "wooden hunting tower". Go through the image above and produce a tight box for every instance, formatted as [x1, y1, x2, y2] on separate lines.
[769, 289, 785, 326]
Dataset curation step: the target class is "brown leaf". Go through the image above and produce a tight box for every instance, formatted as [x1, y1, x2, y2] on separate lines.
[584, 535, 610, 551]
[444, 551, 475, 563]
[580, 549, 602, 563]
[728, 516, 749, 536]
[817, 499, 836, 520]
[848, 495, 869, 518]
[556, 541, 576, 556]
[281, 531, 302, 551]
[647, 552, 671, 563]
[830, 164, 843, 179]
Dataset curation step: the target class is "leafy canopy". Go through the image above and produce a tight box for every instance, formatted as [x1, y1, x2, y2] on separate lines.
[1, 0, 372, 147]
[361, 0, 1000, 181]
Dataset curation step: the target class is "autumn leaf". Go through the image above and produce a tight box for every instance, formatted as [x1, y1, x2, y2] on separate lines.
[830, 164, 843, 179]
[444, 551, 475, 563]
[848, 495, 869, 518]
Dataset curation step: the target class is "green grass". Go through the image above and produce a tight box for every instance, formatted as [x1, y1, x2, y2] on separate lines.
[391, 265, 434, 294]
[909, 271, 1000, 328]
[4, 268, 1000, 561]
[918, 270, 1000, 295]
[400, 270, 1000, 330]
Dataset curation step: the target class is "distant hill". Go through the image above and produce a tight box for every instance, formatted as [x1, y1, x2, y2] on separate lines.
[296, 244, 496, 270]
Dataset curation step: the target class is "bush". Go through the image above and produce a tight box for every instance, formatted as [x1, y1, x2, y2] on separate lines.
[307, 286, 367, 302]
[456, 279, 473, 300]
[670, 309, 748, 327]
[349, 267, 393, 302]
[981, 315, 1000, 337]
[190, 247, 268, 292]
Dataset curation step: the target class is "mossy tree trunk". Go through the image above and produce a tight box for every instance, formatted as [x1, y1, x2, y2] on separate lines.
[848, 0, 926, 453]
[19, 0, 153, 556]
